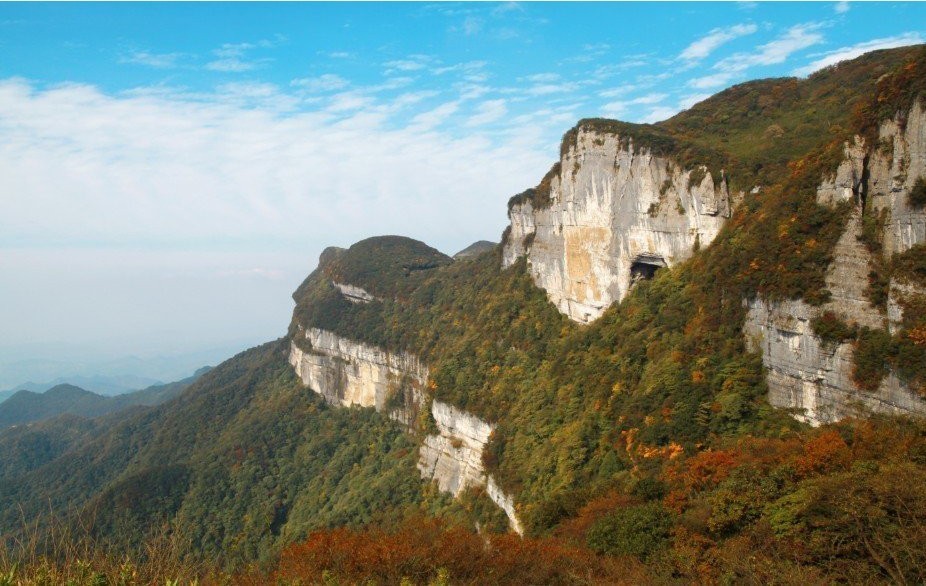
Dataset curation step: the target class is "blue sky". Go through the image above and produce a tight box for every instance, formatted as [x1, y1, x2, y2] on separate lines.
[0, 1, 924, 386]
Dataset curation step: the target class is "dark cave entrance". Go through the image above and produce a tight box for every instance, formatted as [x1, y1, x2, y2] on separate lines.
[630, 255, 666, 285]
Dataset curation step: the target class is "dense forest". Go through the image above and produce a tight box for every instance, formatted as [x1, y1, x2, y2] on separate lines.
[1, 46, 926, 585]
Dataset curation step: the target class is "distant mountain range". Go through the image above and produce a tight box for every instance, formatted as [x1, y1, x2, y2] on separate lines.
[0, 367, 210, 428]
[1, 373, 165, 399]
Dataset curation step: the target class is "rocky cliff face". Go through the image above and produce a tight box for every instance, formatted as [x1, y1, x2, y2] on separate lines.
[744, 102, 926, 425]
[869, 100, 926, 256]
[289, 326, 522, 533]
[744, 298, 926, 425]
[503, 125, 730, 322]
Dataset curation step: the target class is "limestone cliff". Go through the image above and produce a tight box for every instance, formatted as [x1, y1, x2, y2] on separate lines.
[503, 124, 730, 323]
[743, 298, 926, 425]
[744, 102, 926, 425]
[288, 326, 522, 533]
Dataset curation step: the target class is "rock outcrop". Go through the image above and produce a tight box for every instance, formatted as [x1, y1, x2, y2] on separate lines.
[744, 102, 926, 425]
[333, 282, 377, 304]
[743, 298, 926, 425]
[289, 326, 522, 533]
[502, 125, 730, 323]
[868, 100, 926, 256]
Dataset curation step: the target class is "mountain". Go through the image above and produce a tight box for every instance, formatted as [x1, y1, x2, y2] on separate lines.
[1, 374, 163, 397]
[2, 46, 926, 583]
[0, 368, 210, 428]
[453, 240, 497, 260]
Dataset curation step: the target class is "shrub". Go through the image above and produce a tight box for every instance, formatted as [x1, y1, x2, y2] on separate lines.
[852, 328, 896, 391]
[811, 311, 858, 345]
[909, 177, 926, 208]
[586, 503, 671, 560]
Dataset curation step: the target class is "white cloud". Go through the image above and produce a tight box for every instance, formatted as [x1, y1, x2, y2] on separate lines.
[432, 60, 487, 75]
[715, 22, 825, 73]
[641, 106, 679, 124]
[0, 77, 549, 266]
[206, 41, 274, 72]
[602, 93, 667, 118]
[598, 84, 643, 99]
[679, 23, 758, 61]
[688, 71, 737, 90]
[679, 93, 713, 109]
[792, 32, 924, 76]
[119, 50, 182, 69]
[523, 72, 560, 83]
[834, 1, 850, 14]
[326, 91, 374, 112]
[524, 82, 578, 96]
[206, 58, 257, 73]
[466, 99, 508, 126]
[291, 74, 349, 93]
[409, 100, 461, 129]
[384, 59, 427, 72]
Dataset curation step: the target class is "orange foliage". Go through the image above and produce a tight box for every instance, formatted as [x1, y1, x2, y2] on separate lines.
[275, 516, 646, 585]
[909, 325, 926, 346]
[553, 491, 634, 543]
[671, 449, 739, 493]
[795, 429, 851, 477]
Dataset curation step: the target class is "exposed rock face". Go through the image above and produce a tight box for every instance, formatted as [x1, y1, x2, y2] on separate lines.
[820, 211, 885, 330]
[289, 327, 427, 417]
[333, 282, 377, 304]
[744, 298, 926, 425]
[868, 100, 926, 256]
[744, 102, 926, 425]
[418, 400, 523, 534]
[503, 126, 730, 323]
[288, 326, 522, 533]
[816, 138, 867, 207]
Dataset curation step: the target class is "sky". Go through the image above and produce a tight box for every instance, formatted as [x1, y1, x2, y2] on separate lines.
[1, 1, 924, 387]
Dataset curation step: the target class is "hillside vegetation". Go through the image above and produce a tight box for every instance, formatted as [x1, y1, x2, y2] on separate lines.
[0, 369, 208, 429]
[2, 46, 926, 584]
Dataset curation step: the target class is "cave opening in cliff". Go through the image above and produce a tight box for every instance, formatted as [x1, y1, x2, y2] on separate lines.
[630, 255, 666, 284]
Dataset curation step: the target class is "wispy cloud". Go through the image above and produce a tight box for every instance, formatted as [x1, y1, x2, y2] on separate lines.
[718, 22, 825, 71]
[383, 55, 435, 75]
[691, 22, 825, 88]
[291, 74, 349, 94]
[834, 1, 850, 14]
[793, 32, 923, 76]
[641, 106, 678, 124]
[0, 77, 549, 260]
[522, 73, 560, 83]
[466, 99, 507, 126]
[523, 82, 579, 96]
[119, 50, 183, 69]
[602, 93, 667, 118]
[688, 71, 738, 90]
[206, 40, 277, 73]
[679, 23, 758, 61]
[679, 93, 713, 110]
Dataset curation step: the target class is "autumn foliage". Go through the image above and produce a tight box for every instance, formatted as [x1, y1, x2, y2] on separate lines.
[274, 516, 646, 585]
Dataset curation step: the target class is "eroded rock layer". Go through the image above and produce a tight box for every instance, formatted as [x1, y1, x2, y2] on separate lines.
[503, 126, 730, 322]
[744, 298, 926, 425]
[288, 327, 522, 533]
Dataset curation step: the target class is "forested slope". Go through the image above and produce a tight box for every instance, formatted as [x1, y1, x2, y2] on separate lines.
[2, 45, 926, 584]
